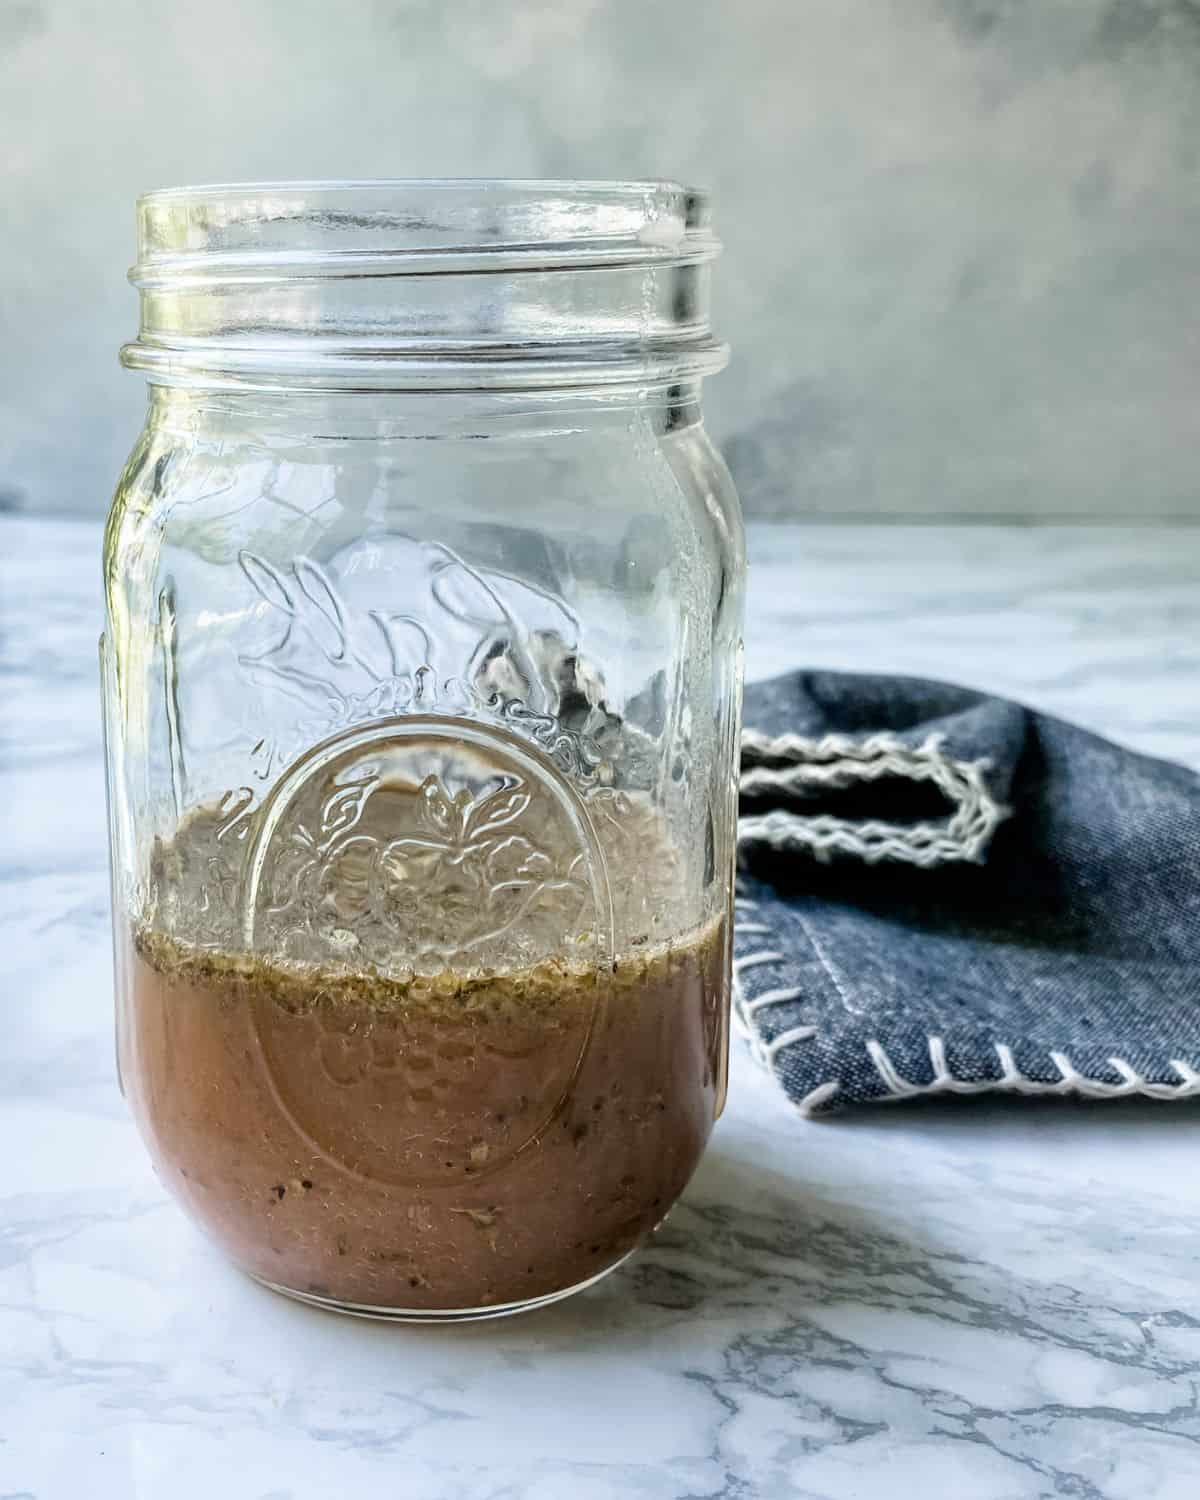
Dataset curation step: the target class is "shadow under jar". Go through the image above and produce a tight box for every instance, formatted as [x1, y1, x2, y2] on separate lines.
[103, 180, 745, 1320]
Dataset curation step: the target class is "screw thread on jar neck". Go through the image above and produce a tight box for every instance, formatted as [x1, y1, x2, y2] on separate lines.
[122, 179, 728, 395]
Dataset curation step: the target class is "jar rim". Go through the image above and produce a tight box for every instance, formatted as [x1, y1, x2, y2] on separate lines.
[130, 178, 720, 276]
[136, 176, 708, 202]
[123, 179, 728, 392]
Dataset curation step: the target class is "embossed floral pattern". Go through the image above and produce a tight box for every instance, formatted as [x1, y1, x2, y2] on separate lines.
[260, 768, 591, 970]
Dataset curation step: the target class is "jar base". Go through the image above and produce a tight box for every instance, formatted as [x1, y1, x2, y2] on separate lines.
[248, 1249, 637, 1323]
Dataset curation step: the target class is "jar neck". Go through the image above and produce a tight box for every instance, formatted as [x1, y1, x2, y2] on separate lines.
[122, 181, 727, 393]
[143, 382, 707, 441]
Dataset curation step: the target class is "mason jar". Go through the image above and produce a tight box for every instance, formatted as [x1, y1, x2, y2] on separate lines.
[102, 180, 744, 1320]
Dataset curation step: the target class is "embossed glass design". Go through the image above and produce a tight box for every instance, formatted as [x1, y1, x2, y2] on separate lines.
[102, 181, 744, 1320]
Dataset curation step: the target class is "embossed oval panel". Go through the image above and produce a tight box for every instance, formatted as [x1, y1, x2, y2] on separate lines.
[241, 717, 614, 1188]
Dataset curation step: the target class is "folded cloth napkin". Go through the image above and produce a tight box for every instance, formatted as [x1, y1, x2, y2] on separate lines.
[734, 670, 1200, 1116]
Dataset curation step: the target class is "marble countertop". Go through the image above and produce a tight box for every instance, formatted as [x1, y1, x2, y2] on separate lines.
[4, 516, 1200, 1500]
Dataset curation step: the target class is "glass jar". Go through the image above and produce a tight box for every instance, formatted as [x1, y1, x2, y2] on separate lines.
[103, 180, 744, 1320]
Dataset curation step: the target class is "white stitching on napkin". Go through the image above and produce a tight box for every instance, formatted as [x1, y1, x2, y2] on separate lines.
[732, 912, 1200, 1113]
[864, 1035, 1200, 1103]
[730, 935, 838, 1112]
[738, 730, 1005, 867]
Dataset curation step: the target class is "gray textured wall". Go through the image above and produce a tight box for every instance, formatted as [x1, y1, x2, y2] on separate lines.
[2, 0, 1198, 519]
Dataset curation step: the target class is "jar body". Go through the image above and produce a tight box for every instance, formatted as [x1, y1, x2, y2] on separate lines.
[104, 384, 744, 1317]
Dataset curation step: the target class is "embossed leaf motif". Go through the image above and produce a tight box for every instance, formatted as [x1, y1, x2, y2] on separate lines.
[470, 788, 532, 840]
[320, 775, 374, 839]
[383, 779, 531, 867]
[374, 778, 550, 941]
[261, 780, 373, 918]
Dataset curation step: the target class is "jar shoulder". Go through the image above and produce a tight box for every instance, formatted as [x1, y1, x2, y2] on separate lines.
[103, 404, 743, 609]
[658, 420, 746, 626]
[102, 418, 190, 612]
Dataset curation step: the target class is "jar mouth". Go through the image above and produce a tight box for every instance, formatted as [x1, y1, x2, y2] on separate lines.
[123, 179, 728, 392]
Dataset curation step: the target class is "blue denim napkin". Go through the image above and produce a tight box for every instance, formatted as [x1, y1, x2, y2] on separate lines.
[734, 671, 1200, 1116]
